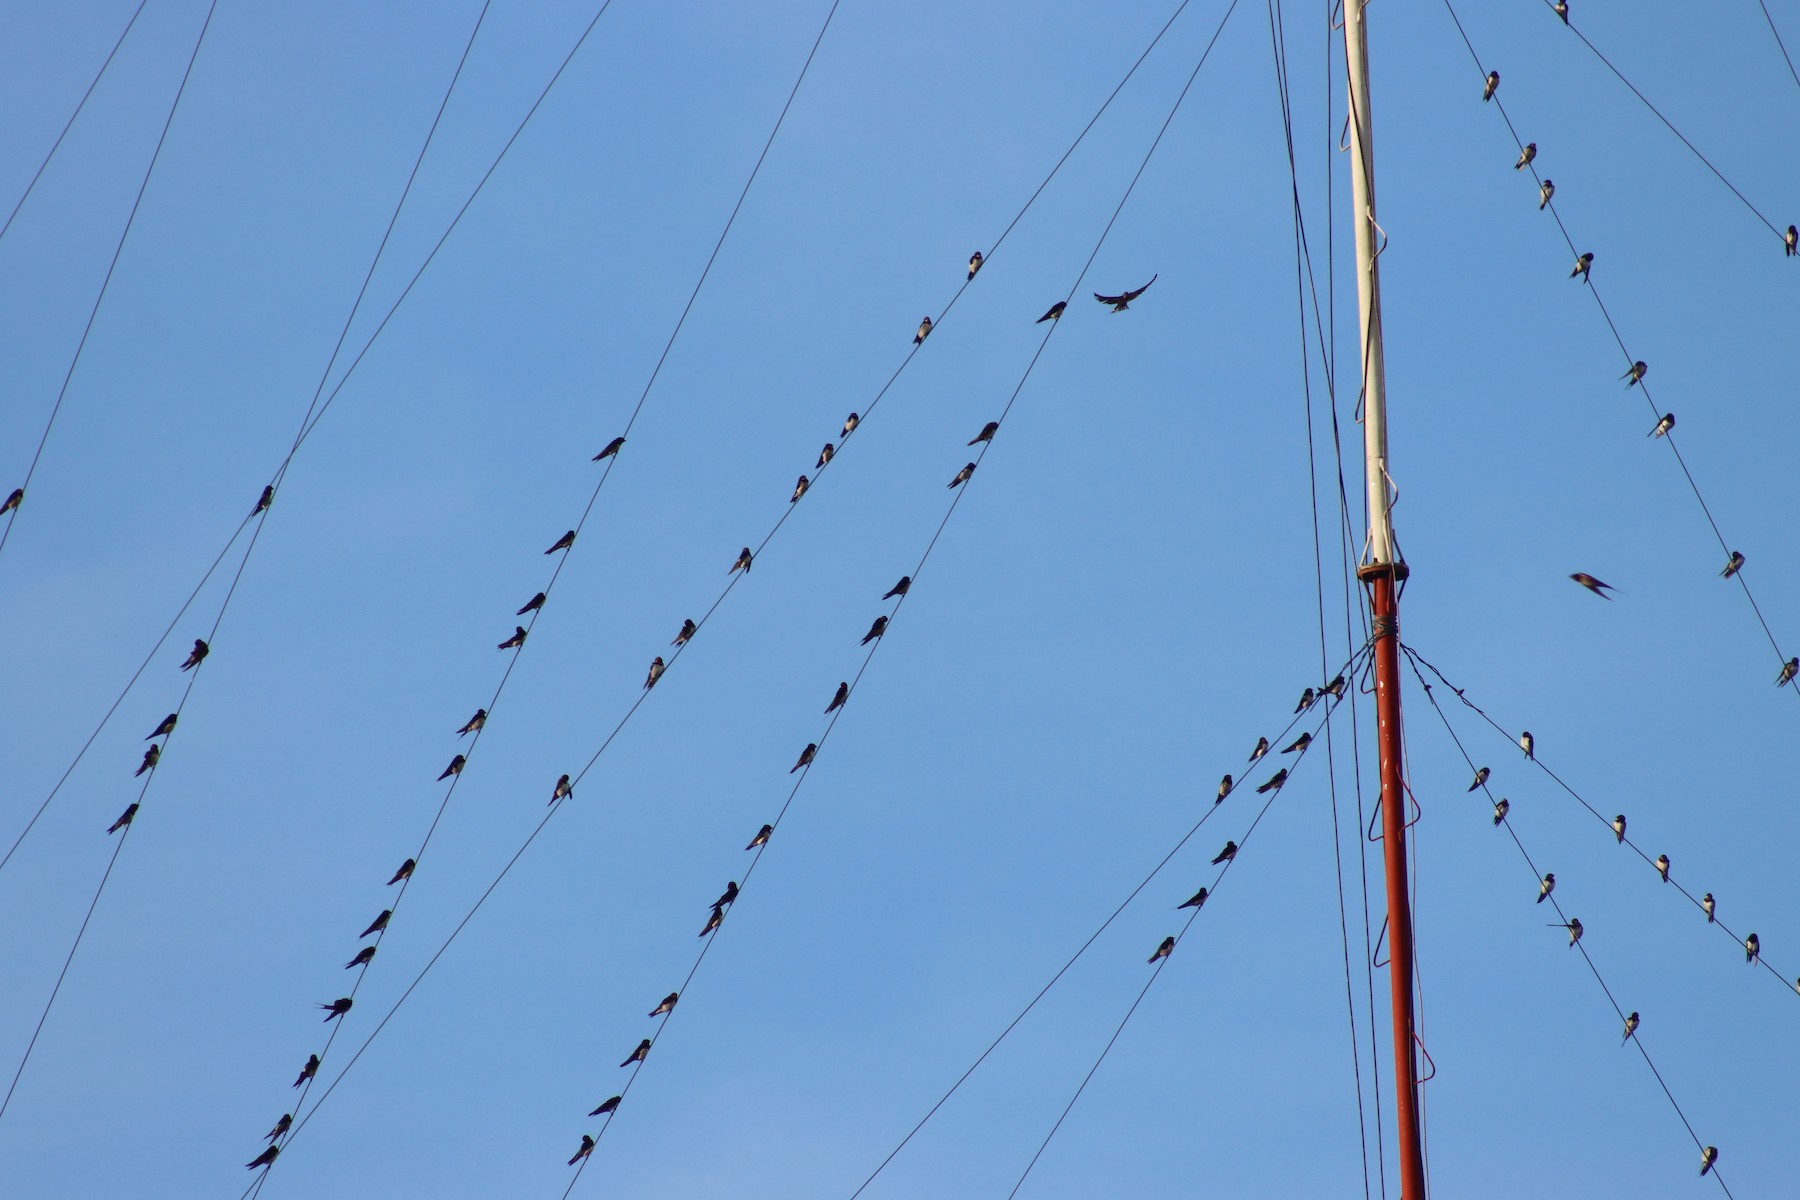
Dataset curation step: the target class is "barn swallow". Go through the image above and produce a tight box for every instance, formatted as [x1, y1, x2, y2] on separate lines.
[246, 1146, 279, 1171]
[791, 744, 817, 773]
[552, 774, 573, 804]
[1565, 917, 1583, 946]
[1520, 731, 1534, 759]
[969, 421, 998, 446]
[1779, 658, 1799, 687]
[589, 1095, 621, 1117]
[826, 682, 849, 714]
[948, 463, 975, 488]
[1721, 551, 1745, 579]
[791, 476, 810, 503]
[649, 992, 678, 1017]
[731, 547, 754, 575]
[883, 576, 911, 599]
[1483, 71, 1499, 101]
[1611, 814, 1626, 843]
[1282, 733, 1311, 754]
[1539, 179, 1555, 209]
[438, 755, 465, 781]
[498, 625, 527, 650]
[517, 592, 546, 616]
[699, 908, 722, 937]
[968, 251, 984, 280]
[361, 910, 391, 938]
[1216, 775, 1232, 804]
[294, 1054, 319, 1087]
[1746, 933, 1760, 964]
[1788, 225, 1798, 256]
[253, 485, 274, 515]
[457, 709, 487, 736]
[265, 1113, 292, 1142]
[1179, 887, 1209, 910]
[842, 413, 860, 437]
[592, 436, 625, 462]
[1212, 841, 1239, 864]
[546, 530, 576, 555]
[388, 858, 415, 886]
[817, 443, 835, 469]
[344, 946, 375, 970]
[645, 657, 665, 689]
[1468, 767, 1490, 791]
[1537, 873, 1555, 903]
[746, 824, 771, 850]
[568, 1135, 595, 1166]
[1095, 275, 1156, 312]
[1256, 770, 1287, 794]
[1249, 737, 1270, 762]
[621, 1039, 650, 1067]
[180, 638, 209, 671]
[107, 803, 138, 834]
[1570, 252, 1593, 281]
[1, 487, 22, 513]
[1655, 854, 1669, 882]
[712, 881, 739, 910]
[1036, 301, 1066, 323]
[1648, 413, 1674, 438]
[1323, 674, 1346, 699]
[1622, 1012, 1639, 1045]
[1514, 143, 1536, 170]
[1148, 936, 1175, 962]
[1553, 0, 1568, 23]
[1570, 573, 1613, 598]
[1621, 361, 1647, 387]
[861, 616, 888, 645]
[1700, 1146, 1717, 1177]
[1294, 688, 1315, 713]
[1493, 798, 1510, 826]
[1702, 893, 1715, 922]
[319, 997, 353, 1022]
[673, 619, 697, 646]
[135, 745, 160, 776]
[914, 317, 933, 345]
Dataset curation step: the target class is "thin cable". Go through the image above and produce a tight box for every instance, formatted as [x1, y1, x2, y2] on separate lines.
[0, 0, 219, 564]
[1751, 0, 1800, 95]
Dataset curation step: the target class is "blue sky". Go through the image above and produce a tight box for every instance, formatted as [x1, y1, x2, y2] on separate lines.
[1, 1, 1796, 1196]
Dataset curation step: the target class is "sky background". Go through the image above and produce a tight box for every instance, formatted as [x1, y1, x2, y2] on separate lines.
[1, 1, 1796, 1196]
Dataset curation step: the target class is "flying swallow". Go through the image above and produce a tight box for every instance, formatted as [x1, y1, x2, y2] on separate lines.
[1611, 814, 1626, 843]
[1148, 936, 1175, 963]
[265, 1113, 292, 1142]
[1249, 737, 1270, 761]
[1179, 887, 1209, 910]
[1721, 551, 1745, 579]
[1648, 413, 1674, 438]
[1622, 1012, 1639, 1045]
[180, 638, 209, 671]
[1788, 225, 1797, 256]
[861, 616, 888, 645]
[699, 908, 722, 937]
[826, 682, 849, 714]
[135, 744, 161, 776]
[1539, 179, 1555, 209]
[552, 774, 573, 804]
[1553, 0, 1568, 23]
[1570, 252, 1593, 281]
[1565, 918, 1583, 946]
[731, 547, 753, 575]
[253, 485, 274, 515]
[1216, 775, 1232, 804]
[1746, 933, 1760, 964]
[1700, 1146, 1717, 1177]
[1570, 573, 1613, 598]
[1514, 142, 1536, 170]
[948, 463, 976, 489]
[1468, 767, 1490, 792]
[568, 1135, 595, 1166]
[1294, 688, 1315, 714]
[1095, 274, 1157, 312]
[817, 443, 835, 469]
[319, 997, 353, 1022]
[791, 744, 817, 774]
[1212, 841, 1239, 864]
[545, 530, 576, 555]
[1520, 731, 1534, 759]
[883, 576, 911, 600]
[1493, 798, 1510, 826]
[842, 413, 860, 437]
[294, 1054, 319, 1088]
[746, 823, 772, 850]
[673, 619, 697, 647]
[388, 858, 415, 886]
[1, 487, 22, 514]
[712, 881, 740, 911]
[1779, 657, 1799, 687]
[791, 475, 810, 503]
[645, 657, 665, 689]
[457, 709, 487, 737]
[1282, 733, 1312, 754]
[592, 436, 625, 461]
[361, 910, 392, 938]
[621, 1039, 651, 1068]
[914, 316, 933, 344]
[649, 992, 679, 1017]
[1036, 301, 1066, 323]
[438, 755, 465, 781]
[1256, 770, 1287, 794]
[1483, 71, 1499, 101]
[589, 1095, 622, 1117]
[344, 946, 375, 970]
[1621, 361, 1647, 387]
[1537, 873, 1556, 903]
[107, 803, 138, 835]
[517, 592, 546, 616]
[246, 1146, 279, 1171]
[969, 421, 998, 446]
[1702, 893, 1715, 922]
[498, 625, 527, 650]
[968, 251, 984, 280]
[1655, 854, 1669, 882]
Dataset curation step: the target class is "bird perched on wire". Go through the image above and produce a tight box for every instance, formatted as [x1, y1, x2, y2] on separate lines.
[2, 486, 22, 514]
[969, 421, 998, 446]
[620, 1039, 650, 1068]
[1248, 736, 1269, 762]
[1746, 932, 1760, 965]
[673, 619, 696, 647]
[1036, 301, 1066, 323]
[135, 744, 160, 777]
[246, 1146, 279, 1172]
[1282, 733, 1312, 754]
[842, 412, 860, 437]
[1095, 275, 1156, 312]
[826, 682, 849, 714]
[1570, 252, 1593, 281]
[1563, 918, 1583, 946]
[644, 657, 665, 689]
[1702, 893, 1716, 922]
[1216, 775, 1232, 804]
[264, 1113, 292, 1142]
[1570, 572, 1614, 599]
[745, 824, 772, 851]
[1655, 854, 1669, 883]
[457, 709, 487, 737]
[253, 485, 274, 515]
[1514, 142, 1536, 170]
[517, 592, 546, 616]
[1468, 766, 1490, 792]
[1256, 769, 1288, 794]
[344, 946, 375, 970]
[568, 1135, 595, 1166]
[107, 803, 138, 835]
[1787, 225, 1797, 256]
[1539, 179, 1555, 210]
[1519, 731, 1534, 759]
[438, 754, 465, 781]
[1211, 841, 1238, 865]
[816, 443, 834, 470]
[589, 1095, 621, 1117]
[1482, 71, 1499, 101]
[1180, 887, 1209, 910]
[592, 435, 625, 461]
[318, 997, 353, 1023]
[1294, 687, 1315, 714]
[1777, 657, 1797, 687]
[1553, 0, 1568, 24]
[545, 530, 576, 555]
[1537, 873, 1555, 903]
[883, 576, 911, 600]
[649, 993, 678, 1018]
[699, 908, 722, 937]
[967, 251, 983, 280]
[360, 909, 391, 938]
[1721, 551, 1745, 579]
[1700, 1146, 1718, 1177]
[861, 615, 888, 645]
[388, 858, 415, 886]
[791, 476, 809, 503]
[1648, 413, 1674, 438]
[731, 547, 753, 575]
[914, 316, 933, 345]
[1322, 673, 1347, 699]
[1148, 936, 1175, 963]
[790, 744, 817, 774]
[1612, 814, 1627, 843]
[180, 638, 209, 671]
[1621, 361, 1647, 387]
[948, 463, 975, 489]
[1492, 798, 1509, 826]
[1621, 1012, 1639, 1046]
[551, 774, 572, 805]
[711, 881, 739, 911]
[498, 626, 527, 650]
[293, 1054, 319, 1088]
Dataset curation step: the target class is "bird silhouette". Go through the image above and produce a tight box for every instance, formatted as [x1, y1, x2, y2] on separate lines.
[699, 908, 722, 937]
[1248, 736, 1269, 761]
[1281, 733, 1311, 754]
[498, 626, 527, 650]
[457, 709, 487, 737]
[1622, 1012, 1639, 1046]
[135, 745, 160, 777]
[842, 413, 860, 437]
[1, 487, 22, 513]
[1482, 71, 1499, 101]
[712, 881, 740, 910]
[1493, 798, 1510, 826]
[1148, 935, 1175, 962]
[246, 1146, 279, 1171]
[264, 1113, 292, 1142]
[968, 251, 983, 280]
[438, 755, 465, 781]
[180, 638, 209, 671]
[1721, 551, 1745, 579]
[344, 946, 375, 970]
[791, 744, 817, 774]
[731, 547, 753, 575]
[1520, 731, 1534, 759]
[649, 992, 678, 1017]
[517, 592, 546, 616]
[914, 316, 933, 344]
[1569, 573, 1614, 599]
[826, 682, 849, 714]
[1514, 142, 1536, 170]
[1564, 918, 1583, 946]
[253, 485, 274, 515]
[621, 1039, 650, 1068]
[1775, 657, 1797, 687]
[861, 616, 888, 645]
[1611, 814, 1627, 844]
[1179, 887, 1209, 910]
[1648, 413, 1674, 438]
[645, 657, 666, 689]
[293, 1054, 319, 1088]
[1211, 841, 1238, 865]
[1095, 275, 1157, 312]
[1570, 252, 1593, 281]
[673, 619, 697, 647]
[746, 823, 772, 850]
[1539, 179, 1555, 210]
[1703, 893, 1716, 922]
[388, 858, 415, 886]
[1468, 767, 1489, 792]
[791, 475, 810, 503]
[1700, 1146, 1717, 1177]
[1787, 225, 1797, 256]
[1655, 854, 1669, 883]
[545, 530, 576, 555]
[1256, 769, 1287, 794]
[360, 910, 391, 938]
[1294, 688, 1315, 713]
[592, 435, 625, 461]
[551, 774, 573, 804]
[816, 443, 835, 469]
[1746, 933, 1760, 965]
[1621, 361, 1647, 387]
[1537, 873, 1555, 903]
[1036, 301, 1066, 323]
[568, 1135, 595, 1166]
[319, 997, 353, 1022]
[883, 576, 911, 600]
[1216, 775, 1232, 804]
[969, 421, 998, 446]
[1553, 0, 1568, 24]
[589, 1095, 621, 1117]
[948, 463, 975, 489]
[107, 803, 138, 835]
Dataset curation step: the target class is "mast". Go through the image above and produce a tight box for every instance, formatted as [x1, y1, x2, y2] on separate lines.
[1343, 3, 1427, 1198]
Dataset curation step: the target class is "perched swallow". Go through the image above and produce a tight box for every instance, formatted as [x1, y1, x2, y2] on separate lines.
[1622, 1012, 1639, 1046]
[545, 530, 576, 555]
[791, 744, 817, 774]
[969, 421, 998, 446]
[699, 908, 722, 937]
[1537, 872, 1556, 903]
[842, 413, 860, 437]
[1570, 572, 1613, 598]
[265, 1113, 292, 1142]
[1, 486, 22, 514]
[673, 619, 697, 647]
[1256, 770, 1288, 794]
[294, 1054, 319, 1088]
[589, 1095, 622, 1117]
[1779, 657, 1799, 687]
[253, 485, 274, 516]
[1611, 814, 1627, 843]
[135, 744, 161, 776]
[816, 443, 835, 469]
[457, 709, 487, 737]
[712, 882, 740, 911]
[649, 992, 679, 1018]
[438, 755, 465, 781]
[1095, 274, 1157, 312]
[1788, 225, 1798, 256]
[592, 436, 625, 462]
[645, 657, 666, 689]
[360, 910, 392, 938]
[1621, 361, 1647, 387]
[1700, 1146, 1717, 1177]
[883, 576, 911, 600]
[968, 251, 984, 280]
[746, 823, 772, 850]
[1520, 731, 1534, 759]
[1702, 893, 1716, 922]
[1648, 413, 1674, 438]
[621, 1039, 651, 1068]
[568, 1134, 595, 1166]
[1483, 71, 1499, 101]
[180, 638, 209, 671]
[107, 803, 139, 835]
[791, 475, 810, 503]
[1323, 674, 1347, 699]
[1216, 775, 1232, 804]
[388, 858, 415, 886]
[1746, 932, 1760, 965]
[498, 625, 527, 650]
[1148, 935, 1175, 963]
[344, 946, 375, 970]
[246, 1146, 279, 1171]
[1249, 737, 1270, 762]
[1493, 798, 1510, 826]
[731, 547, 754, 575]
[914, 316, 933, 345]
[1281, 733, 1312, 754]
[1655, 854, 1669, 882]
[319, 997, 353, 1022]
[1211, 841, 1239, 865]
[1721, 551, 1745, 579]
[1553, 0, 1568, 23]
[1565, 917, 1583, 946]
[1514, 142, 1536, 170]
[861, 615, 888, 645]
[826, 682, 849, 714]
[1570, 252, 1593, 281]
[1179, 887, 1209, 910]
[1294, 688, 1315, 714]
[551, 774, 573, 804]
[1036, 301, 1067, 323]
[1539, 179, 1555, 210]
[517, 592, 546, 616]
[948, 462, 976, 489]
[1468, 766, 1490, 792]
